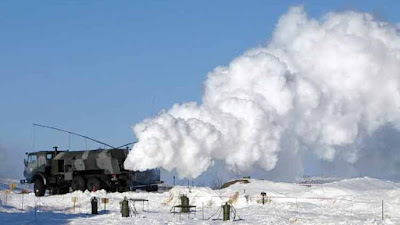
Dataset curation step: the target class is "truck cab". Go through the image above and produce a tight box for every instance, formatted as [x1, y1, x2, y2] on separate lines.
[23, 151, 54, 183]
[23, 150, 58, 196]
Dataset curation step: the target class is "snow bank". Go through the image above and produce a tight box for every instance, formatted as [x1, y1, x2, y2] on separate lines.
[1, 177, 400, 224]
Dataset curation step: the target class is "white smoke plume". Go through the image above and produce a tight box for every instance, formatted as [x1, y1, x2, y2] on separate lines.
[124, 6, 400, 179]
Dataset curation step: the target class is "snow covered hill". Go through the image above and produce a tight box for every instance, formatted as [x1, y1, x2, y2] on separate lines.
[0, 177, 399, 224]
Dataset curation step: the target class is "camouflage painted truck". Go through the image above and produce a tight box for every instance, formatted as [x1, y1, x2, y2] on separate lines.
[22, 147, 160, 196]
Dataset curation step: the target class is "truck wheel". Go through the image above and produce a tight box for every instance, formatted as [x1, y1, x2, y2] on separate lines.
[34, 178, 45, 197]
[118, 185, 128, 193]
[117, 180, 127, 193]
[72, 176, 86, 191]
[146, 185, 158, 192]
[58, 187, 70, 194]
[87, 177, 101, 191]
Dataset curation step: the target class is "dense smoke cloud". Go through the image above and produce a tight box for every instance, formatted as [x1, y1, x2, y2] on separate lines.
[125, 6, 400, 179]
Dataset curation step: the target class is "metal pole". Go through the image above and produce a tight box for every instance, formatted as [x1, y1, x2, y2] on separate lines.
[33, 125, 36, 151]
[382, 200, 384, 221]
[152, 96, 156, 116]
[35, 197, 37, 223]
[202, 202, 204, 220]
[21, 194, 24, 211]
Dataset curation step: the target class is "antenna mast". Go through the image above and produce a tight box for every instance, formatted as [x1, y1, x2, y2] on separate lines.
[33, 123, 116, 149]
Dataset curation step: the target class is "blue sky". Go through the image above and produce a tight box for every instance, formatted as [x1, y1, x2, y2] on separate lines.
[0, 0, 399, 178]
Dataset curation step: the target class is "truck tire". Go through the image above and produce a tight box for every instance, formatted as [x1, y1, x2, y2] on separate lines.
[145, 185, 158, 192]
[58, 187, 70, 194]
[34, 178, 45, 197]
[117, 180, 127, 193]
[72, 176, 86, 191]
[87, 177, 101, 191]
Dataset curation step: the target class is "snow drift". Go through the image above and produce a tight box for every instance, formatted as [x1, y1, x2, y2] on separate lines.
[125, 6, 400, 179]
[2, 177, 400, 224]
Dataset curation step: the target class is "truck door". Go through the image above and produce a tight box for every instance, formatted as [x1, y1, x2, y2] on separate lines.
[26, 154, 38, 173]
[38, 154, 46, 166]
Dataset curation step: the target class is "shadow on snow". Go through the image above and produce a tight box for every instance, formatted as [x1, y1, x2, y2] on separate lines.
[0, 205, 97, 225]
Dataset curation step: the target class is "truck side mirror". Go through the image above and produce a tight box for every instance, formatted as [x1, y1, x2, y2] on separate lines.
[24, 159, 27, 166]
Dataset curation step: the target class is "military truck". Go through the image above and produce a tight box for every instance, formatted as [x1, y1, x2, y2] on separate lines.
[22, 147, 160, 196]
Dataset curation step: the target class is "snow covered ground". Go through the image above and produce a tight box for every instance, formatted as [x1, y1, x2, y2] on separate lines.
[1, 177, 399, 224]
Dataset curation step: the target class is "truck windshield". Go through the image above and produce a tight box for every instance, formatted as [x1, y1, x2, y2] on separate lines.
[28, 154, 37, 163]
[46, 153, 53, 160]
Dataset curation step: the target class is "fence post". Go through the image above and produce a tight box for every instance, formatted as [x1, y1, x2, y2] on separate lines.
[381, 200, 384, 221]
[71, 197, 78, 213]
[21, 189, 27, 211]
[202, 202, 204, 220]
[34, 196, 37, 223]
[4, 190, 9, 205]
[21, 193, 24, 211]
